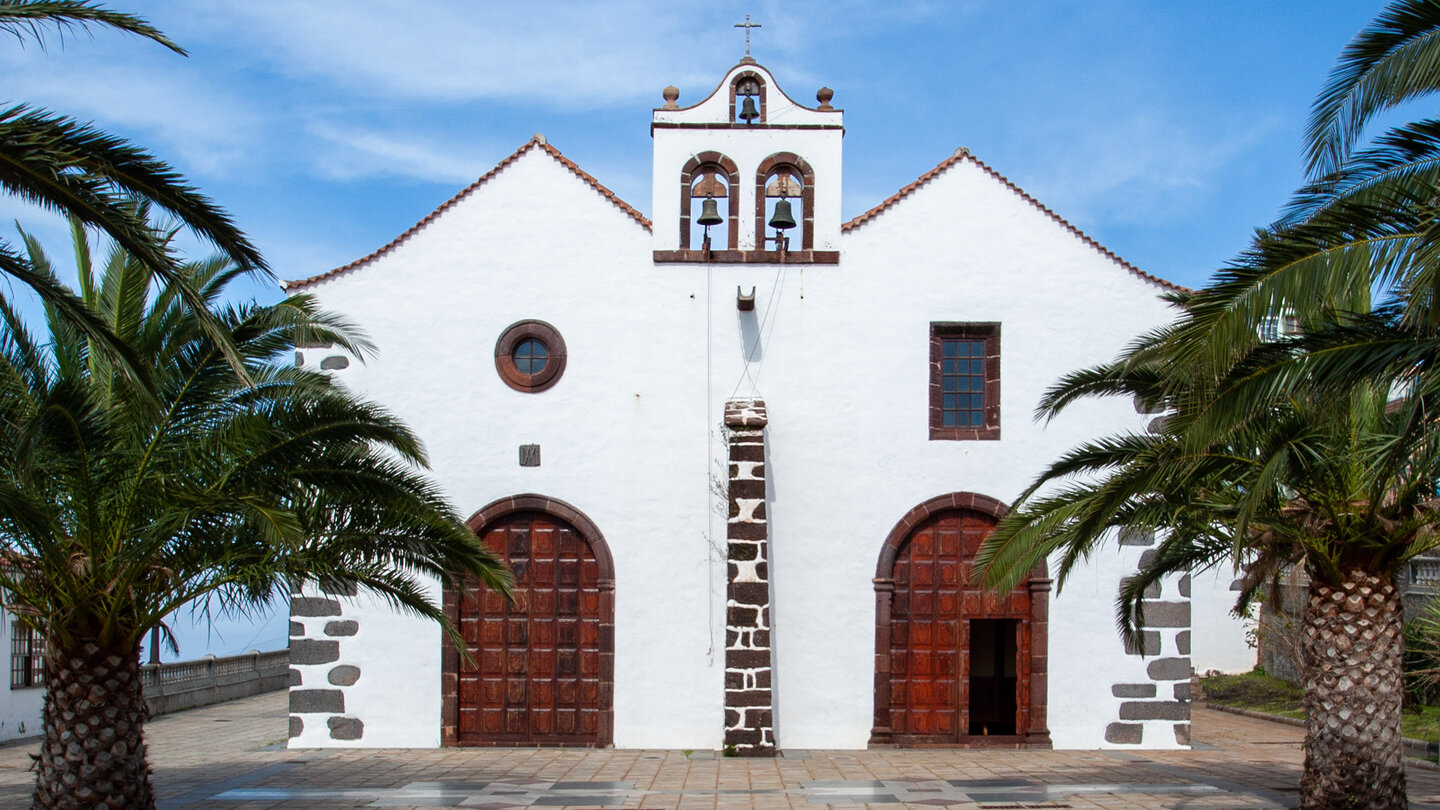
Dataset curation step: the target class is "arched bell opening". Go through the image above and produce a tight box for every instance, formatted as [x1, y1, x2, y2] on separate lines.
[679, 153, 740, 251]
[690, 171, 730, 249]
[755, 153, 815, 252]
[730, 72, 766, 124]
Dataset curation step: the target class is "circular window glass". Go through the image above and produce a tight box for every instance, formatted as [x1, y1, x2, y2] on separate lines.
[495, 320, 566, 393]
[513, 339, 548, 374]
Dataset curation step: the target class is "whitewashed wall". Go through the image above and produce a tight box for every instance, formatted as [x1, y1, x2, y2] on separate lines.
[750, 158, 1183, 749]
[290, 148, 720, 748]
[288, 115, 1221, 749]
[0, 613, 44, 742]
[1190, 566, 1258, 674]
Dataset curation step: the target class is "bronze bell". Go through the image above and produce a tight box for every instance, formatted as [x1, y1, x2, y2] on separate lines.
[769, 197, 797, 230]
[739, 96, 760, 123]
[697, 196, 723, 227]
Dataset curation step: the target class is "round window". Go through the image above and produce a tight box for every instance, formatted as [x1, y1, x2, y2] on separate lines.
[494, 320, 566, 393]
[513, 339, 548, 374]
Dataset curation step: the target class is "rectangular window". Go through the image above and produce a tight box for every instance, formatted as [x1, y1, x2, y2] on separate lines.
[930, 323, 1000, 440]
[11, 621, 43, 689]
[1258, 312, 1300, 342]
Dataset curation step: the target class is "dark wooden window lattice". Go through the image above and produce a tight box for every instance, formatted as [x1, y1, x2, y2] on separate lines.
[940, 339, 987, 428]
[929, 323, 1000, 441]
[11, 622, 43, 689]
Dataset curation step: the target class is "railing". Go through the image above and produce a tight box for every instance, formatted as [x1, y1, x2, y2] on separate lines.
[139, 649, 288, 716]
[1410, 557, 1440, 587]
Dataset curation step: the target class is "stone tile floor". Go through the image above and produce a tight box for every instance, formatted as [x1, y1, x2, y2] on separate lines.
[0, 693, 1438, 809]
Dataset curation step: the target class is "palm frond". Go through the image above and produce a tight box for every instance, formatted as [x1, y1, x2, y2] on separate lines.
[0, 0, 183, 54]
[1307, 0, 1440, 174]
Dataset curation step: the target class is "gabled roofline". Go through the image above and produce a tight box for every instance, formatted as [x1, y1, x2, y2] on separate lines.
[283, 136, 653, 291]
[842, 149, 1188, 293]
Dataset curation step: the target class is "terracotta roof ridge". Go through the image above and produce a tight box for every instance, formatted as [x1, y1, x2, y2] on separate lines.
[283, 137, 653, 291]
[841, 149, 1189, 294]
[538, 140, 653, 232]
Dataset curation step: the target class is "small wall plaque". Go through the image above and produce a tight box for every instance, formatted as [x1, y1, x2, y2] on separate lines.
[519, 444, 541, 467]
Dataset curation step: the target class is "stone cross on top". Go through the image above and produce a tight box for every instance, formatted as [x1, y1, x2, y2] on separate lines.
[734, 14, 761, 56]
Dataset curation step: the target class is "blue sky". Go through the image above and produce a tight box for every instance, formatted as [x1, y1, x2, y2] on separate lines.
[0, 1, 1396, 658]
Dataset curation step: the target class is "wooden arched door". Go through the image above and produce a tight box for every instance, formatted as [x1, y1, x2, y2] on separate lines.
[871, 493, 1051, 748]
[443, 496, 614, 747]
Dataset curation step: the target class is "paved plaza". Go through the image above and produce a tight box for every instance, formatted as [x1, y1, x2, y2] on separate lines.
[1, 693, 1440, 809]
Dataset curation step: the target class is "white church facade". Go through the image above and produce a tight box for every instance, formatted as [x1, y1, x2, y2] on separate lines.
[282, 59, 1253, 753]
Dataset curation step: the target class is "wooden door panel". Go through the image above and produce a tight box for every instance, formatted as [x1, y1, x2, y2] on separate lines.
[457, 511, 605, 745]
[888, 509, 1032, 744]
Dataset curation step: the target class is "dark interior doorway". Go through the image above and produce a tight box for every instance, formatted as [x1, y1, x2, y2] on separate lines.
[967, 618, 1018, 736]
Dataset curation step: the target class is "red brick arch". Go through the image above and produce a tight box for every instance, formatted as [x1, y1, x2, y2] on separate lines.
[755, 152, 815, 250]
[870, 492, 1051, 748]
[680, 152, 740, 250]
[729, 70, 768, 124]
[442, 494, 614, 747]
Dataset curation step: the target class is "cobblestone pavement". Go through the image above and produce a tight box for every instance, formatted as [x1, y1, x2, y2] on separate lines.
[0, 694, 1438, 809]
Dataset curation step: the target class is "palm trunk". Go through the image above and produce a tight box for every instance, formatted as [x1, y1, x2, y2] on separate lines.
[1300, 569, 1406, 809]
[31, 639, 154, 809]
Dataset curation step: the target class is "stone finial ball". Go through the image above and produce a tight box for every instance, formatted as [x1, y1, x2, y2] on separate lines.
[816, 87, 834, 108]
[663, 85, 680, 103]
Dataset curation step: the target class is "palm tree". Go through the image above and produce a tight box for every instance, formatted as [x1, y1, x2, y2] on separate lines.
[974, 308, 1440, 808]
[977, 286, 1440, 809]
[1167, 0, 1440, 409]
[0, 0, 267, 379]
[3, 222, 510, 808]
[972, 6, 1440, 805]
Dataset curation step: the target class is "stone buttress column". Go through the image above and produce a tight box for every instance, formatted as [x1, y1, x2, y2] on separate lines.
[723, 398, 775, 756]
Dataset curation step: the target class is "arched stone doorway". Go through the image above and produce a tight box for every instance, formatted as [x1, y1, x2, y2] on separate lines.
[442, 495, 615, 747]
[870, 493, 1051, 748]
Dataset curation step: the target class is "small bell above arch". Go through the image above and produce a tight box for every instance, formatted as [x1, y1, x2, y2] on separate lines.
[733, 74, 765, 124]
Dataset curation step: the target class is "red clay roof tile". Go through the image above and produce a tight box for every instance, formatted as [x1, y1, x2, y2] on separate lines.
[842, 149, 1187, 293]
[283, 138, 652, 291]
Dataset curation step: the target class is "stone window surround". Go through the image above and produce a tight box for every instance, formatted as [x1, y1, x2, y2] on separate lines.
[494, 319, 567, 393]
[441, 494, 616, 748]
[680, 152, 741, 251]
[869, 491, 1052, 749]
[929, 322, 1001, 441]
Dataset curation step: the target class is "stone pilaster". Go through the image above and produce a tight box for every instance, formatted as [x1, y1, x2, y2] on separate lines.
[1105, 531, 1192, 747]
[723, 398, 775, 756]
[289, 581, 365, 743]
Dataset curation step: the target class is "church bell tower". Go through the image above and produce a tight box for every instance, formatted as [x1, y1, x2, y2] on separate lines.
[650, 57, 843, 263]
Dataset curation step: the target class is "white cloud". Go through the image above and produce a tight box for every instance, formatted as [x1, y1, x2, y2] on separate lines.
[1020, 111, 1284, 228]
[172, 0, 951, 110]
[200, 0, 728, 108]
[305, 122, 504, 185]
[0, 51, 264, 178]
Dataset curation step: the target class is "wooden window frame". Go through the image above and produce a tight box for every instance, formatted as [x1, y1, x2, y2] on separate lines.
[929, 322, 1000, 441]
[11, 621, 43, 690]
[494, 320, 567, 393]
